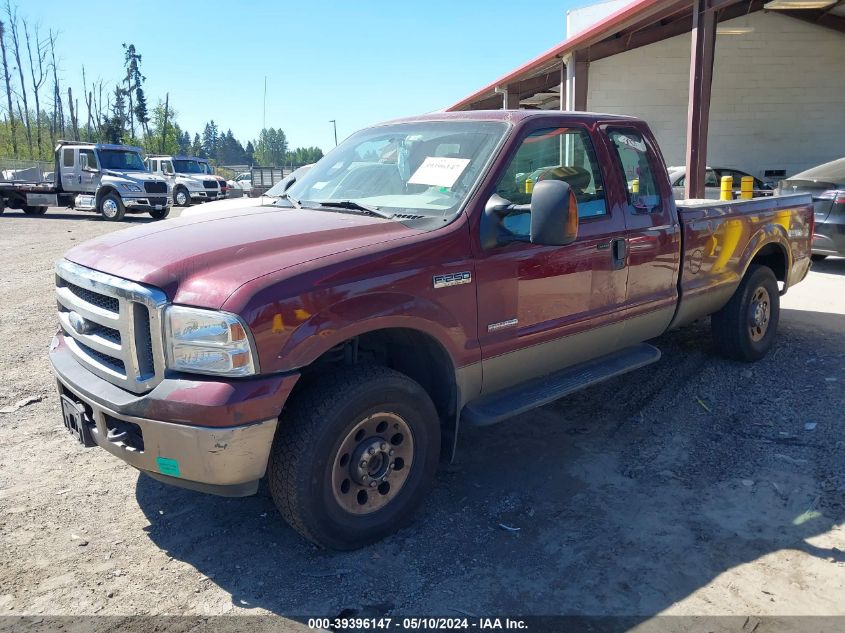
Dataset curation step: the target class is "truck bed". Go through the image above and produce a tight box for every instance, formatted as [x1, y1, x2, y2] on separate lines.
[671, 193, 814, 328]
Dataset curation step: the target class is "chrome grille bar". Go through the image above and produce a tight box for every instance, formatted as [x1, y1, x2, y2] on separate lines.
[55, 260, 167, 394]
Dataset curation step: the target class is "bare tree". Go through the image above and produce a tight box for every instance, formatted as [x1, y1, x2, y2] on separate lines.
[48, 28, 63, 142]
[82, 66, 93, 140]
[6, 1, 33, 157]
[23, 18, 48, 157]
[0, 20, 17, 155]
[67, 86, 79, 141]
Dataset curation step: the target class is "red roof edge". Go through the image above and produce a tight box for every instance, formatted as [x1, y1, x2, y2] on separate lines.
[444, 0, 665, 112]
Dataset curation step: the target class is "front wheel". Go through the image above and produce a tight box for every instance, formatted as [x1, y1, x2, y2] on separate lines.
[711, 264, 780, 362]
[174, 187, 190, 207]
[98, 192, 125, 221]
[149, 207, 170, 220]
[268, 365, 440, 550]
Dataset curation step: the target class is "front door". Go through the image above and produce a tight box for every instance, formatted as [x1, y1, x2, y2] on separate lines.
[472, 121, 629, 394]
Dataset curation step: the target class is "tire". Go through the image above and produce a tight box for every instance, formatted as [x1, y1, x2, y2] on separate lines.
[811, 254, 828, 262]
[268, 365, 440, 550]
[22, 205, 48, 215]
[174, 187, 191, 207]
[149, 207, 170, 220]
[97, 192, 125, 221]
[711, 264, 780, 362]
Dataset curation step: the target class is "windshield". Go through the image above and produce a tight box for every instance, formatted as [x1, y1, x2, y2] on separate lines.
[199, 163, 213, 174]
[286, 120, 507, 218]
[267, 164, 314, 197]
[97, 150, 146, 172]
[173, 159, 204, 174]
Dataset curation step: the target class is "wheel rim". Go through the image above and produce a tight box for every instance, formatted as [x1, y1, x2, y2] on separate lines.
[176, 191, 187, 205]
[331, 412, 414, 515]
[102, 198, 118, 218]
[748, 286, 771, 342]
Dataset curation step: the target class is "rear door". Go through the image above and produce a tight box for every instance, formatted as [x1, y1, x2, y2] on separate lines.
[472, 118, 629, 394]
[603, 125, 681, 337]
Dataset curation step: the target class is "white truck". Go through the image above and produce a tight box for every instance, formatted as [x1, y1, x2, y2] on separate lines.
[145, 155, 221, 207]
[0, 141, 172, 221]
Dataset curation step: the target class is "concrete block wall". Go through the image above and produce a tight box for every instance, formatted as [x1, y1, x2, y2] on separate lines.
[586, 11, 845, 179]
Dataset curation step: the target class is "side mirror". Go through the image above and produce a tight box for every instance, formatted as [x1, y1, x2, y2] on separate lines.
[529, 180, 578, 246]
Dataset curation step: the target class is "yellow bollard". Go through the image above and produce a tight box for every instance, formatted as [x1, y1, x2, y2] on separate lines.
[720, 175, 733, 201]
[524, 177, 533, 194]
[631, 178, 639, 194]
[740, 176, 754, 200]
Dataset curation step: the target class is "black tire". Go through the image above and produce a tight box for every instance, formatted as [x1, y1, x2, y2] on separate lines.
[711, 264, 780, 362]
[811, 254, 828, 262]
[97, 192, 125, 221]
[22, 205, 48, 215]
[174, 187, 191, 207]
[149, 207, 171, 220]
[268, 365, 440, 550]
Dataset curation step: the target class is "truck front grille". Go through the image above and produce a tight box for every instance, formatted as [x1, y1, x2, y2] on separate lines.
[55, 260, 167, 394]
[144, 181, 168, 194]
[202, 180, 217, 189]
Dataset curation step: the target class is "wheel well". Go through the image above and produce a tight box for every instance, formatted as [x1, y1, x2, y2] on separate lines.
[296, 328, 458, 453]
[749, 243, 787, 283]
[96, 186, 118, 202]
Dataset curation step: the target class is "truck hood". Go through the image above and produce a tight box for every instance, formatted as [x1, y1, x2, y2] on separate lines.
[63, 206, 420, 308]
[103, 170, 166, 185]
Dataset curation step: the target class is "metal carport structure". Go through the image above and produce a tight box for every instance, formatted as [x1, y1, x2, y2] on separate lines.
[445, 0, 845, 199]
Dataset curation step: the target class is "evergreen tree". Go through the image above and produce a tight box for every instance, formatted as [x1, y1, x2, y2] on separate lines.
[244, 140, 255, 165]
[192, 133, 203, 157]
[201, 120, 219, 158]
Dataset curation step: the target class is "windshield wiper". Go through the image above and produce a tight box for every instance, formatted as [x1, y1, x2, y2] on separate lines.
[312, 199, 393, 219]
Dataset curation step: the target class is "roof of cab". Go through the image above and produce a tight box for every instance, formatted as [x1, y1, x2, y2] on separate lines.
[379, 110, 641, 126]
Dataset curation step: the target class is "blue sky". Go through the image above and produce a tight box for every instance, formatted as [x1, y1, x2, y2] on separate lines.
[25, 1, 582, 151]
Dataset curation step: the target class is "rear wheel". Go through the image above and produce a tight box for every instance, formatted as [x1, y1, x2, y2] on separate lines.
[22, 205, 48, 215]
[268, 365, 440, 550]
[174, 187, 190, 207]
[98, 192, 125, 221]
[711, 264, 779, 362]
[149, 207, 170, 220]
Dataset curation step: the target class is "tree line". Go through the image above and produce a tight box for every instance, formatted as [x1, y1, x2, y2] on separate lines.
[0, 1, 322, 167]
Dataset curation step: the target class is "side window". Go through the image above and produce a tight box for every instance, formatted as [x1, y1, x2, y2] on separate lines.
[608, 129, 661, 213]
[493, 127, 607, 239]
[150, 160, 158, 172]
[62, 148, 74, 167]
[705, 169, 718, 187]
[80, 149, 96, 170]
[162, 161, 174, 175]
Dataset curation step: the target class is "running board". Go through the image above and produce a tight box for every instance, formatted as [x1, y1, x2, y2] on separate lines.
[462, 343, 661, 427]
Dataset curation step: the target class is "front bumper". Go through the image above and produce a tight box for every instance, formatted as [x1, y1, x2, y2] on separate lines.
[189, 190, 220, 201]
[124, 196, 173, 212]
[49, 333, 300, 496]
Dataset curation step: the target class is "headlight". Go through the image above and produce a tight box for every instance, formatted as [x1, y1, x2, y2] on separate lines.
[120, 184, 142, 192]
[165, 306, 258, 377]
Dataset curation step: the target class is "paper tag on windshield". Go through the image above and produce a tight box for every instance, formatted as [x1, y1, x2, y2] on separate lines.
[408, 157, 470, 188]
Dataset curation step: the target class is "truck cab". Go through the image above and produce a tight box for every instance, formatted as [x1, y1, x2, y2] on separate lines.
[146, 155, 221, 207]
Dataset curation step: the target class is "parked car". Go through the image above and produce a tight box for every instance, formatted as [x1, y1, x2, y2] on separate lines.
[146, 155, 221, 206]
[776, 157, 845, 260]
[0, 142, 171, 220]
[49, 111, 812, 550]
[228, 172, 252, 193]
[668, 166, 772, 200]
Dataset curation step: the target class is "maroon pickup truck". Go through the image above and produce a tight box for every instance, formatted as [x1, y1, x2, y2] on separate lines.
[49, 111, 813, 549]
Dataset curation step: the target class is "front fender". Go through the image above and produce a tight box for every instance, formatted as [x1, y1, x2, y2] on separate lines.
[263, 291, 470, 374]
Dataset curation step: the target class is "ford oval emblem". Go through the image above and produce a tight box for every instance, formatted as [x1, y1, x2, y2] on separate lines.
[68, 311, 94, 335]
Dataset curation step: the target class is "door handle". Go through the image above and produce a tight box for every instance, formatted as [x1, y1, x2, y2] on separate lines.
[611, 238, 627, 270]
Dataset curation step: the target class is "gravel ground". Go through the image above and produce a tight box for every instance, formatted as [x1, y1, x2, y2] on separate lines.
[0, 204, 843, 628]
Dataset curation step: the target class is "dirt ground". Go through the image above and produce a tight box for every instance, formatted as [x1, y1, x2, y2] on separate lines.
[1, 204, 843, 628]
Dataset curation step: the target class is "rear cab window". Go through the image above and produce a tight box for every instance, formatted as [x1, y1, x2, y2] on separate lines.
[607, 128, 662, 213]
